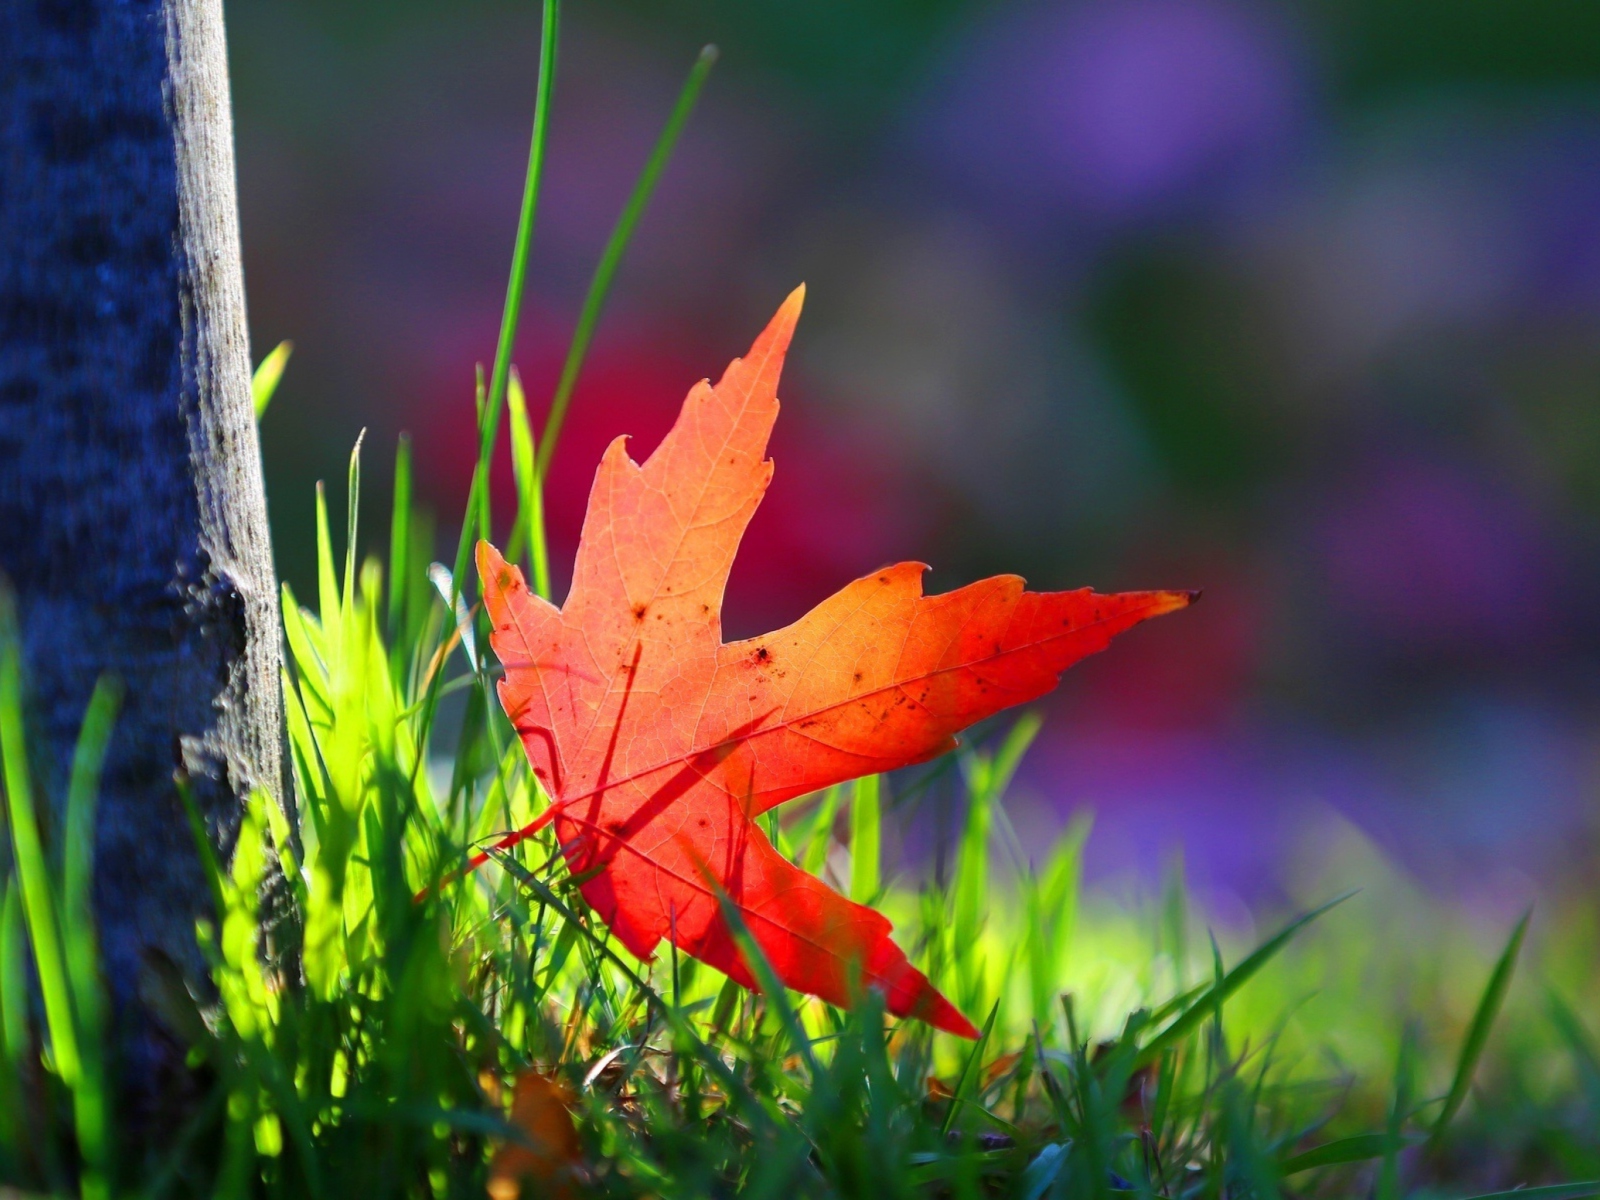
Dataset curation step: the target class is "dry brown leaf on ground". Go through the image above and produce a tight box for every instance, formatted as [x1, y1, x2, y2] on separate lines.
[486, 1070, 582, 1200]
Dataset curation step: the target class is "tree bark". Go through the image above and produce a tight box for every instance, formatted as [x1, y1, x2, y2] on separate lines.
[0, 0, 282, 1109]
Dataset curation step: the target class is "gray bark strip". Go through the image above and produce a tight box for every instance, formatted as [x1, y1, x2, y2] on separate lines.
[0, 0, 283, 1098]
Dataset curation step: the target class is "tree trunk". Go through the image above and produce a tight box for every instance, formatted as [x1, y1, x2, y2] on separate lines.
[0, 0, 282, 1112]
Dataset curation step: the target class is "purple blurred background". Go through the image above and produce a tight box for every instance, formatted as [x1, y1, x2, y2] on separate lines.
[227, 0, 1600, 905]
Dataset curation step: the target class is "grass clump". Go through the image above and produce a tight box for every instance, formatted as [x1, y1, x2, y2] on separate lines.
[5, 522, 1600, 1198]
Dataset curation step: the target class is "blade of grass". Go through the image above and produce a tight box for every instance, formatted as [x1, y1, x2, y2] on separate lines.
[0, 883, 24, 1070]
[251, 339, 292, 419]
[709, 882, 819, 1082]
[535, 43, 718, 476]
[0, 618, 80, 1087]
[799, 785, 842, 875]
[175, 776, 228, 923]
[989, 711, 1041, 800]
[1147, 981, 1210, 1028]
[343, 430, 364, 622]
[490, 851, 780, 1134]
[1454, 1184, 1600, 1200]
[63, 677, 120, 932]
[849, 774, 880, 903]
[1431, 909, 1530, 1141]
[0, 878, 26, 1151]
[710, 975, 741, 1033]
[62, 676, 119, 1200]
[1377, 1024, 1415, 1200]
[1209, 931, 1227, 1048]
[425, 36, 711, 792]
[1026, 814, 1089, 1027]
[1280, 1133, 1419, 1176]
[939, 1001, 999, 1139]
[1549, 990, 1600, 1108]
[504, 367, 551, 600]
[951, 750, 994, 1007]
[428, 564, 477, 673]
[1019, 1142, 1068, 1200]
[314, 477, 338, 623]
[447, 0, 559, 608]
[1138, 892, 1354, 1064]
[388, 433, 412, 639]
[480, 0, 558, 489]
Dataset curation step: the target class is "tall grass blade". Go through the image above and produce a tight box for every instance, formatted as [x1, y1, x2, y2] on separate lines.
[952, 762, 994, 1008]
[0, 882, 24, 1146]
[343, 430, 364, 621]
[990, 711, 1041, 798]
[62, 677, 119, 1200]
[447, 0, 559, 607]
[1455, 1184, 1600, 1200]
[1019, 1142, 1067, 1200]
[1377, 1024, 1415, 1200]
[63, 678, 120, 921]
[429, 564, 477, 672]
[799, 784, 842, 875]
[849, 774, 880, 903]
[175, 777, 228, 922]
[536, 44, 718, 476]
[1026, 814, 1088, 1027]
[710, 882, 819, 1081]
[0, 885, 22, 1065]
[505, 367, 552, 600]
[939, 1001, 1000, 1138]
[1549, 990, 1600, 1108]
[1280, 1132, 1417, 1176]
[1431, 909, 1530, 1141]
[388, 433, 412, 638]
[0, 611, 80, 1088]
[315, 481, 339, 645]
[1138, 892, 1354, 1063]
[251, 339, 292, 419]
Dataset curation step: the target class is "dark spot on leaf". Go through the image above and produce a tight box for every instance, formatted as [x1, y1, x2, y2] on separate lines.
[633, 604, 647, 621]
[754, 647, 770, 663]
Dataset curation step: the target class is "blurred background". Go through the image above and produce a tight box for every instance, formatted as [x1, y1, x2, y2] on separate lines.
[227, 0, 1600, 915]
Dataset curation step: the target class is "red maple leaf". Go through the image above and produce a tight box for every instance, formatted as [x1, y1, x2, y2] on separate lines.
[476, 287, 1194, 1036]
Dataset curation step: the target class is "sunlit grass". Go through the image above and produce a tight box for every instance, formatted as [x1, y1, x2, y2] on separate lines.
[216, 460, 1600, 1197]
[2, 469, 1600, 1196]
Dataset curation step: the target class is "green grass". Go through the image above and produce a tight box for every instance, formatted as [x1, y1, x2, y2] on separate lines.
[5, 490, 1600, 1197]
[5, 9, 1600, 1198]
